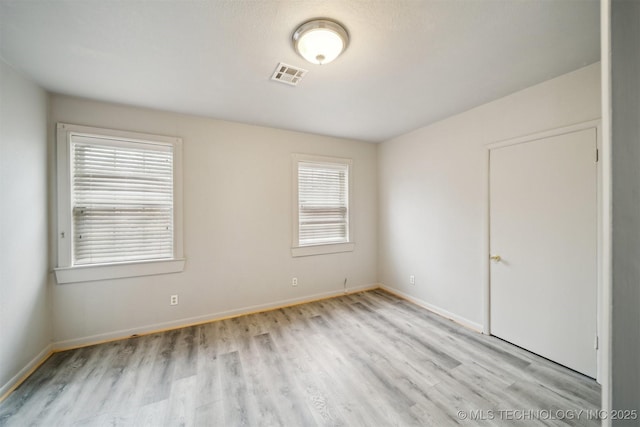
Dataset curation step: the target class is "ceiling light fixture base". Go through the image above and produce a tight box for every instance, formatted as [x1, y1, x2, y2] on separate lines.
[292, 18, 349, 65]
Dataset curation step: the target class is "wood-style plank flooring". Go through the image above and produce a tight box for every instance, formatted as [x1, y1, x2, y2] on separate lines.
[0, 290, 600, 426]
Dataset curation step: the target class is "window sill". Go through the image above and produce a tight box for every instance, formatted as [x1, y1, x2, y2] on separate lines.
[54, 258, 185, 284]
[291, 242, 355, 257]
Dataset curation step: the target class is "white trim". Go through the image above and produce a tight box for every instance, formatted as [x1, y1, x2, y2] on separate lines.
[482, 147, 491, 334]
[596, 118, 605, 384]
[380, 284, 483, 333]
[53, 283, 379, 350]
[56, 124, 72, 267]
[291, 153, 354, 256]
[486, 119, 601, 151]
[292, 153, 353, 166]
[55, 123, 184, 283]
[483, 119, 603, 381]
[292, 242, 354, 257]
[54, 258, 185, 284]
[0, 345, 52, 400]
[600, 0, 613, 420]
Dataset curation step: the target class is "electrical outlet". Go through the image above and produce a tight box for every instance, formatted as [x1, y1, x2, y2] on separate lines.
[170, 294, 179, 306]
[292, 277, 298, 287]
[409, 275, 415, 285]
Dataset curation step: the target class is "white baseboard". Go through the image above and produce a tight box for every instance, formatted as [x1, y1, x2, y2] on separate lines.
[54, 283, 380, 351]
[0, 344, 53, 402]
[379, 284, 483, 333]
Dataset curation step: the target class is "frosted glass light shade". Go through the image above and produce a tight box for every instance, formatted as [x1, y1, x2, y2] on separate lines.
[293, 19, 349, 65]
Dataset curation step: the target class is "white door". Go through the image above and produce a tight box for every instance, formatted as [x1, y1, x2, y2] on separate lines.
[489, 127, 597, 378]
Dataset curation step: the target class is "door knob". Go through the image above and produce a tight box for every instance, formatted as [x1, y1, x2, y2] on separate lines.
[490, 255, 502, 262]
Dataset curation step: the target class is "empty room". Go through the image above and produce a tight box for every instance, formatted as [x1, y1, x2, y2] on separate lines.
[0, 0, 638, 426]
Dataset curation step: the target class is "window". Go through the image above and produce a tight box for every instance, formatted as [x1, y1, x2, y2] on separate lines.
[292, 154, 354, 257]
[55, 123, 184, 283]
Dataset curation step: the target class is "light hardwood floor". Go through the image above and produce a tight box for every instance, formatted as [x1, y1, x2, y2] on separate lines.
[0, 290, 600, 426]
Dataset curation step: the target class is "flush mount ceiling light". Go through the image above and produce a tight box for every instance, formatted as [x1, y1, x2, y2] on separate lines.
[292, 19, 349, 65]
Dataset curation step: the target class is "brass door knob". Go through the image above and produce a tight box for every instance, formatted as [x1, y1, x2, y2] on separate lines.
[490, 255, 502, 262]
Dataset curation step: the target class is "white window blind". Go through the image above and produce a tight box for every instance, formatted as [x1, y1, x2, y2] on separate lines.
[298, 161, 349, 246]
[71, 135, 174, 265]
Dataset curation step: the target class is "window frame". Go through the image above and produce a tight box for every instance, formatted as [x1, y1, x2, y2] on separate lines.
[55, 123, 185, 284]
[291, 153, 355, 257]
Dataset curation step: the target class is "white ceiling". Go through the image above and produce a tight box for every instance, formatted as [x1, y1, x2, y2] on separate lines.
[0, 0, 599, 142]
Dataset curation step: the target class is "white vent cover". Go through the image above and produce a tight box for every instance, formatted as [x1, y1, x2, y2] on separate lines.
[271, 63, 307, 86]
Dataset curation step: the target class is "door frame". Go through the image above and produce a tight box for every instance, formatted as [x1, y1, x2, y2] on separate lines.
[482, 119, 604, 382]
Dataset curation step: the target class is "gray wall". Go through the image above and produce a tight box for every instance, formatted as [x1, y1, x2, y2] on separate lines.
[48, 95, 378, 348]
[611, 0, 640, 423]
[378, 64, 600, 329]
[0, 60, 51, 395]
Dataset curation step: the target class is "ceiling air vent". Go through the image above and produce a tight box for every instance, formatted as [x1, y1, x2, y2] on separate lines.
[271, 63, 307, 86]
